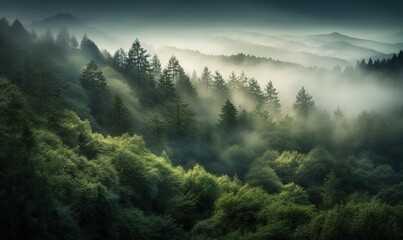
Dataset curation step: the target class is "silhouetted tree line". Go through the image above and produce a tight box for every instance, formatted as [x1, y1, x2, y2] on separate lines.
[355, 50, 403, 74]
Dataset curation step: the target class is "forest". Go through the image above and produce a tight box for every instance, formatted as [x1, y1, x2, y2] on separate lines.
[1, 17, 403, 240]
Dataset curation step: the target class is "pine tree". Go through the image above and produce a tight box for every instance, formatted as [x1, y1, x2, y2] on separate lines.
[190, 70, 198, 83]
[176, 71, 196, 99]
[70, 35, 78, 48]
[56, 27, 70, 49]
[42, 28, 54, 44]
[212, 71, 230, 101]
[293, 87, 315, 117]
[126, 39, 158, 106]
[9, 19, 30, 45]
[200, 66, 212, 90]
[227, 71, 238, 91]
[80, 60, 107, 93]
[218, 100, 238, 130]
[166, 96, 193, 137]
[126, 39, 150, 85]
[166, 56, 182, 82]
[80, 61, 107, 117]
[158, 69, 176, 102]
[265, 81, 281, 113]
[112, 48, 127, 72]
[321, 172, 343, 208]
[80, 34, 102, 61]
[108, 95, 132, 135]
[253, 103, 270, 121]
[247, 78, 265, 104]
[150, 54, 162, 82]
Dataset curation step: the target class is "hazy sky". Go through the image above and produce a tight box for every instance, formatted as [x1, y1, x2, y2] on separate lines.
[1, 0, 402, 32]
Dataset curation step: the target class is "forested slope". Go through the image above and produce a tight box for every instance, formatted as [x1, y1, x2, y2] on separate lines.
[1, 18, 403, 240]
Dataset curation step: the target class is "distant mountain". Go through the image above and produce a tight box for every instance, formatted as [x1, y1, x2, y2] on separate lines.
[375, 32, 403, 44]
[301, 32, 401, 54]
[32, 13, 82, 28]
[172, 36, 350, 69]
[318, 41, 387, 61]
[29, 13, 119, 49]
[201, 31, 394, 67]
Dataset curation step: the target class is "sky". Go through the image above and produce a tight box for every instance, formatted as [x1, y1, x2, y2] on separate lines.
[1, 0, 402, 33]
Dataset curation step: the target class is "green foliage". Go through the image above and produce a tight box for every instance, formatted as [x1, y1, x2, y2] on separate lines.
[218, 100, 238, 131]
[80, 60, 107, 93]
[308, 200, 403, 240]
[107, 94, 132, 135]
[158, 68, 176, 101]
[246, 165, 283, 193]
[1, 19, 403, 240]
[80, 34, 102, 61]
[321, 172, 344, 208]
[293, 86, 315, 117]
[200, 66, 212, 90]
[265, 80, 281, 115]
[247, 78, 265, 104]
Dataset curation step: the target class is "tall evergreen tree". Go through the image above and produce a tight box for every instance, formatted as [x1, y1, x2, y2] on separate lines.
[80, 34, 102, 61]
[166, 96, 193, 137]
[247, 78, 265, 104]
[218, 100, 238, 130]
[238, 71, 248, 90]
[150, 54, 162, 82]
[70, 35, 78, 49]
[190, 70, 198, 83]
[158, 69, 176, 102]
[112, 48, 127, 72]
[176, 71, 196, 100]
[265, 81, 281, 113]
[212, 71, 230, 102]
[56, 27, 70, 49]
[200, 66, 212, 90]
[227, 71, 239, 91]
[80, 60, 107, 117]
[166, 56, 182, 82]
[126, 39, 150, 85]
[293, 86, 315, 117]
[9, 19, 30, 45]
[80, 60, 107, 93]
[108, 95, 132, 136]
[126, 39, 158, 106]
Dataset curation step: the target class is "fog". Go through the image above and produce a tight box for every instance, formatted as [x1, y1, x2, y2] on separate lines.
[81, 24, 401, 118]
[23, 12, 403, 119]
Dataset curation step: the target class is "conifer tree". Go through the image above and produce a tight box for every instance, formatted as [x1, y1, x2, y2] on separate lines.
[80, 60, 106, 93]
[150, 54, 162, 82]
[166, 96, 193, 137]
[265, 81, 281, 113]
[158, 69, 176, 102]
[108, 95, 132, 135]
[218, 100, 238, 130]
[80, 34, 102, 61]
[247, 78, 265, 104]
[70, 35, 78, 48]
[80, 60, 107, 116]
[200, 66, 212, 90]
[112, 48, 127, 72]
[166, 56, 182, 82]
[293, 86, 315, 117]
[213, 71, 230, 101]
[56, 27, 70, 49]
[227, 71, 238, 91]
[126, 39, 150, 85]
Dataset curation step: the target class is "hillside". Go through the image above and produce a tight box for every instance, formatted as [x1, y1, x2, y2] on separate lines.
[1, 17, 403, 240]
